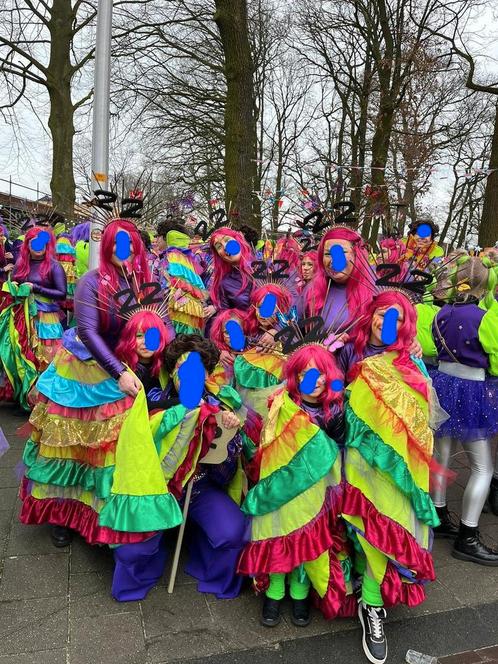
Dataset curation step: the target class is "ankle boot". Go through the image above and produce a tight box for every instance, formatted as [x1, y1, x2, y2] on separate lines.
[452, 522, 498, 566]
[488, 478, 498, 517]
[433, 505, 459, 539]
[261, 596, 282, 627]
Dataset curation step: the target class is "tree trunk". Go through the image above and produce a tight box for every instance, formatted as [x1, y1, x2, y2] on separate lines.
[364, 96, 395, 243]
[479, 102, 498, 247]
[46, 0, 76, 219]
[214, 0, 260, 231]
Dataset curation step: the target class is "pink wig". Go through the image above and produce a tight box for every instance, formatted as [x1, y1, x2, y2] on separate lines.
[352, 290, 428, 398]
[300, 250, 318, 279]
[306, 228, 373, 322]
[209, 227, 254, 307]
[285, 345, 343, 418]
[98, 220, 151, 329]
[210, 308, 249, 351]
[247, 283, 292, 335]
[14, 226, 56, 281]
[116, 310, 170, 376]
[274, 236, 302, 271]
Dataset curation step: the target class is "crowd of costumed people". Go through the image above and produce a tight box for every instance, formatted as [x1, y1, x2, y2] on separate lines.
[1, 196, 498, 664]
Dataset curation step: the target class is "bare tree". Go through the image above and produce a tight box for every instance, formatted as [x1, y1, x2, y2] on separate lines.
[0, 0, 96, 217]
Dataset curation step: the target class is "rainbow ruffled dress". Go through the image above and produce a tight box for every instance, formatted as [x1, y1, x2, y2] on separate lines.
[238, 390, 356, 619]
[20, 328, 182, 544]
[0, 281, 38, 409]
[342, 352, 438, 607]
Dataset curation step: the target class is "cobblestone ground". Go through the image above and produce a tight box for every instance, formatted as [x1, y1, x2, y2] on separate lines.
[0, 404, 497, 664]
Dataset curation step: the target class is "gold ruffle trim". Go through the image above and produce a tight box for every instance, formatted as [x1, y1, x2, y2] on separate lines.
[29, 401, 128, 449]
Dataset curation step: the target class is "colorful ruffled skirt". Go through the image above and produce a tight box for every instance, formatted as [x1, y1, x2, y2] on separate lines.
[431, 365, 498, 442]
[56, 239, 77, 312]
[0, 284, 38, 409]
[238, 390, 356, 619]
[20, 328, 182, 545]
[343, 352, 438, 608]
[33, 296, 64, 370]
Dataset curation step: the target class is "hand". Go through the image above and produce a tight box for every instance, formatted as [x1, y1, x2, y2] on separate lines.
[4, 252, 13, 260]
[23, 282, 33, 291]
[118, 370, 142, 397]
[221, 410, 240, 429]
[220, 350, 235, 367]
[3, 264, 14, 273]
[409, 338, 423, 359]
[257, 331, 277, 353]
[203, 304, 216, 319]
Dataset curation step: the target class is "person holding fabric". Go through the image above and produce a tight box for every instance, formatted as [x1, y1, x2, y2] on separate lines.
[430, 257, 498, 564]
[238, 344, 354, 628]
[19, 218, 179, 590]
[342, 290, 439, 664]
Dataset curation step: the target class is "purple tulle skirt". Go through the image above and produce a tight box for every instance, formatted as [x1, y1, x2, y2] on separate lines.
[432, 371, 498, 442]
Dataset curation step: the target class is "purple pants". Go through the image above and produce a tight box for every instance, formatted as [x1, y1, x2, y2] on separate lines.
[111, 481, 248, 601]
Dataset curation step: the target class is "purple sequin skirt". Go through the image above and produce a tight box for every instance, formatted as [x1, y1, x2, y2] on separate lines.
[432, 371, 498, 442]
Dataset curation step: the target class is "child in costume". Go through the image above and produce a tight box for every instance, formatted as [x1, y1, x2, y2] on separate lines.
[430, 257, 498, 564]
[404, 220, 444, 270]
[71, 221, 90, 279]
[55, 232, 77, 320]
[238, 343, 354, 628]
[342, 290, 439, 664]
[149, 334, 249, 599]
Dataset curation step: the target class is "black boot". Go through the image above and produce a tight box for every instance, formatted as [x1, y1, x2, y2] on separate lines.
[50, 525, 72, 548]
[433, 505, 459, 539]
[291, 598, 311, 627]
[452, 522, 498, 566]
[261, 596, 282, 627]
[488, 477, 498, 517]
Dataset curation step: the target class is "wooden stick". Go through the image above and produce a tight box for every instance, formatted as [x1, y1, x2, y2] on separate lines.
[167, 479, 194, 594]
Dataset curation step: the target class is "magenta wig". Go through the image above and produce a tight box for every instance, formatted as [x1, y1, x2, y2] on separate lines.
[14, 226, 56, 281]
[274, 236, 302, 271]
[300, 250, 318, 279]
[352, 290, 427, 398]
[98, 220, 151, 329]
[285, 344, 343, 418]
[210, 308, 249, 351]
[116, 310, 171, 376]
[209, 227, 254, 307]
[247, 283, 292, 335]
[306, 228, 373, 321]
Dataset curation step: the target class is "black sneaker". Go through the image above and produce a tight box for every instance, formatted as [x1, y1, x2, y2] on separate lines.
[50, 525, 72, 548]
[291, 598, 311, 627]
[358, 601, 387, 664]
[261, 597, 281, 627]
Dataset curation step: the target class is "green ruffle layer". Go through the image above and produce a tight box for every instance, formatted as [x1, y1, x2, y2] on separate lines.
[241, 430, 257, 461]
[345, 405, 439, 527]
[98, 492, 183, 532]
[172, 321, 201, 336]
[242, 428, 339, 517]
[23, 440, 113, 500]
[234, 355, 281, 390]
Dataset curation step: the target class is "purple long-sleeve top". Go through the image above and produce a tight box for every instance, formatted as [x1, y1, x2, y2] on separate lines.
[74, 269, 175, 380]
[298, 280, 349, 330]
[14, 258, 67, 301]
[432, 302, 488, 369]
[219, 270, 253, 310]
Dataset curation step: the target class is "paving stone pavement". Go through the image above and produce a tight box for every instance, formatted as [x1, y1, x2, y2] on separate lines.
[0, 404, 497, 664]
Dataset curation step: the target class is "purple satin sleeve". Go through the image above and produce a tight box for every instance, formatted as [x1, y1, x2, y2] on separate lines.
[220, 271, 252, 310]
[73, 270, 125, 380]
[31, 260, 67, 300]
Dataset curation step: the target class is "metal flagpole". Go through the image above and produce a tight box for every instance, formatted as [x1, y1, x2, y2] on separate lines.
[89, 0, 113, 270]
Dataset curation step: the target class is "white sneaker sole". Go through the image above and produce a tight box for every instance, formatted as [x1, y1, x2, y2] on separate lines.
[358, 603, 388, 664]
